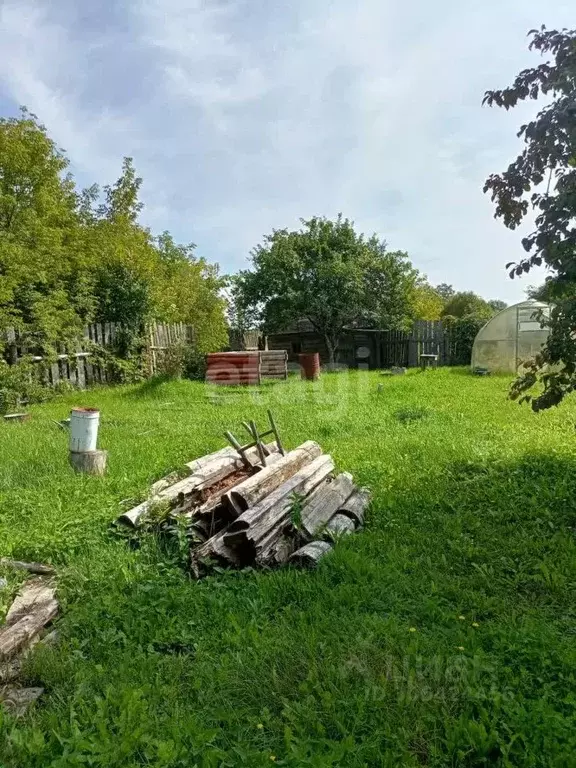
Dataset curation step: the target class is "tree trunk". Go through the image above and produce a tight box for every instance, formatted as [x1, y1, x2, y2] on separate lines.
[325, 336, 337, 366]
[69, 450, 108, 476]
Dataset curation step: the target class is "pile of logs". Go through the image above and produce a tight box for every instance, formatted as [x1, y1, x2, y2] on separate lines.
[119, 438, 370, 577]
[0, 561, 59, 715]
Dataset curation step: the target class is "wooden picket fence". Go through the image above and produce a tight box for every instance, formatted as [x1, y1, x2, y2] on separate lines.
[2, 321, 195, 388]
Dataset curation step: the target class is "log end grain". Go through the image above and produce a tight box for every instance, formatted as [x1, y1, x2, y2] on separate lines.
[289, 541, 333, 568]
[69, 450, 108, 476]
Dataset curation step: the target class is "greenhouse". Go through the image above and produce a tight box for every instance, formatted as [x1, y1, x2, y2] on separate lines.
[471, 299, 551, 374]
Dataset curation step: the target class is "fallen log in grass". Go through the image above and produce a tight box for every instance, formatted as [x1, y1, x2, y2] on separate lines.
[0, 559, 55, 576]
[337, 487, 371, 527]
[0, 579, 58, 661]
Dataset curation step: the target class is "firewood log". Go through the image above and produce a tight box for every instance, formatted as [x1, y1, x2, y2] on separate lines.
[323, 513, 356, 539]
[119, 442, 277, 526]
[289, 541, 333, 568]
[298, 472, 355, 539]
[0, 580, 58, 661]
[222, 441, 321, 516]
[226, 455, 335, 565]
[337, 487, 371, 527]
[189, 526, 243, 577]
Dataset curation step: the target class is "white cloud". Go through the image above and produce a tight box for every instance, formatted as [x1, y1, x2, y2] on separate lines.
[0, 0, 573, 300]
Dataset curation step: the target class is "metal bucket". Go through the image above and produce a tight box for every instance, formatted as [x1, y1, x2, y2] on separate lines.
[69, 407, 100, 453]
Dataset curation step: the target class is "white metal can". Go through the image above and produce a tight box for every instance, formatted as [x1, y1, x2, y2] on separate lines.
[69, 408, 100, 453]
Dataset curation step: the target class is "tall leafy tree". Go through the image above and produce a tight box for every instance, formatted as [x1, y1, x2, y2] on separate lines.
[441, 291, 494, 320]
[153, 232, 228, 353]
[235, 215, 418, 364]
[0, 110, 227, 366]
[411, 281, 444, 320]
[484, 26, 576, 410]
[0, 109, 91, 351]
[488, 299, 508, 313]
[435, 283, 455, 302]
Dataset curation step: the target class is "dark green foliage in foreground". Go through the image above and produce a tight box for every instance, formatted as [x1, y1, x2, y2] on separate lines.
[0, 370, 575, 766]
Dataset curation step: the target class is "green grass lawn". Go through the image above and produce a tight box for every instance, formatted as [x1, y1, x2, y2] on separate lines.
[1, 369, 575, 767]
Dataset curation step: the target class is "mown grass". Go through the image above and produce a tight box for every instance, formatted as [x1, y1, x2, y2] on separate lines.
[0, 369, 575, 767]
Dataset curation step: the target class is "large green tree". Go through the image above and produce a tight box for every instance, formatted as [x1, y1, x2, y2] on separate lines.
[484, 26, 576, 410]
[0, 109, 91, 352]
[410, 281, 444, 320]
[0, 109, 228, 366]
[235, 215, 418, 364]
[441, 291, 495, 320]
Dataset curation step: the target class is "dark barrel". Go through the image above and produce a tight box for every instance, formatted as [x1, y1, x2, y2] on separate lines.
[299, 353, 320, 381]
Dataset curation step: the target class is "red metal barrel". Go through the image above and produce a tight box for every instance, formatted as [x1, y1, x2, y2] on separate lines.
[299, 353, 320, 381]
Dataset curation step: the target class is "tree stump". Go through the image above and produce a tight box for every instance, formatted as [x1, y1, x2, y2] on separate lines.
[69, 450, 108, 476]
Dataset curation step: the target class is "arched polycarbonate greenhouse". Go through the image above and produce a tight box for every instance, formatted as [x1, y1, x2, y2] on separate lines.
[471, 300, 551, 374]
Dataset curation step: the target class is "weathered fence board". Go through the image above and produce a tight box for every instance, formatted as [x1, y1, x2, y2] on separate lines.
[1, 322, 195, 390]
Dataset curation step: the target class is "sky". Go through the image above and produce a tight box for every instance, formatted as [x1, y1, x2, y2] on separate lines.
[0, 0, 573, 303]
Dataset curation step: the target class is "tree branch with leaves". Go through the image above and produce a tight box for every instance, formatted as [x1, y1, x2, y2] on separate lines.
[484, 26, 576, 409]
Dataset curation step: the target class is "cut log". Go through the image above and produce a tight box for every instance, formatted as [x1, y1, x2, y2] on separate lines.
[222, 441, 322, 516]
[298, 472, 355, 539]
[289, 541, 333, 568]
[0, 656, 23, 684]
[69, 450, 108, 476]
[0, 581, 58, 661]
[0, 629, 56, 684]
[3, 413, 31, 423]
[337, 487, 371, 527]
[0, 559, 55, 576]
[189, 526, 242, 577]
[225, 455, 335, 566]
[0, 686, 44, 715]
[323, 513, 356, 539]
[149, 471, 184, 496]
[119, 443, 277, 526]
[185, 445, 236, 472]
[5, 579, 57, 626]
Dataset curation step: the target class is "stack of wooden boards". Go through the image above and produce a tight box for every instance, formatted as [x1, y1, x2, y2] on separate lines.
[259, 350, 289, 381]
[119, 441, 370, 577]
[205, 350, 288, 386]
[0, 562, 59, 714]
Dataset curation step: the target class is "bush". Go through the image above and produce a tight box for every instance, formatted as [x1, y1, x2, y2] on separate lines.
[444, 314, 487, 366]
[0, 359, 52, 413]
[183, 348, 207, 381]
